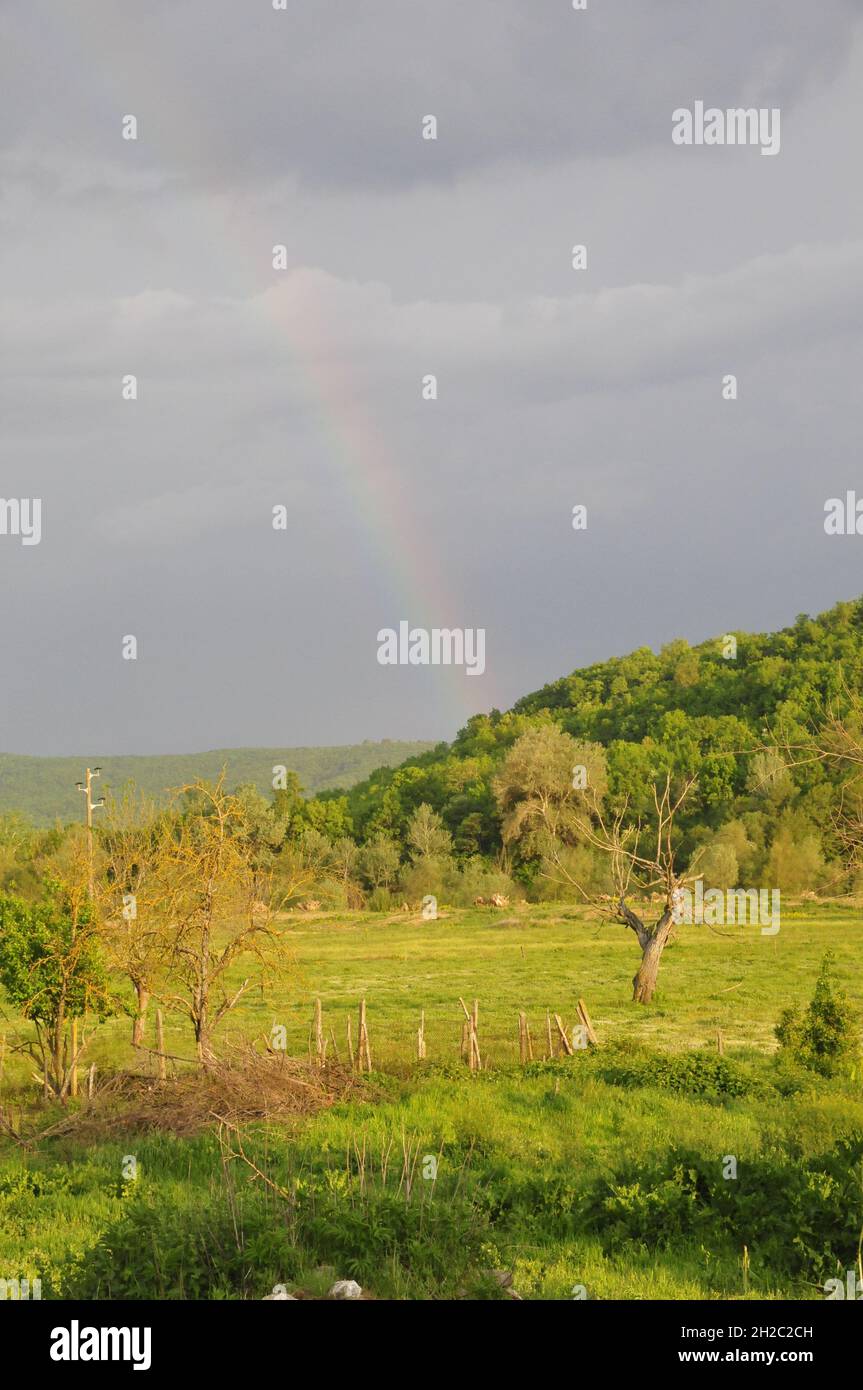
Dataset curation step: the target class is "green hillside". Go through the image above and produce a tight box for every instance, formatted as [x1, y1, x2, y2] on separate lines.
[0, 741, 435, 826]
[329, 597, 863, 888]
[8, 597, 863, 888]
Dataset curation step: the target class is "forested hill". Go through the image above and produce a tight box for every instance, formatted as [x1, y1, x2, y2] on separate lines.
[334, 598, 863, 866]
[0, 741, 435, 826]
[510, 600, 863, 737]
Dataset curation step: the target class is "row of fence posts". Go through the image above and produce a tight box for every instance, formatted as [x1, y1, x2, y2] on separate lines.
[309, 996, 599, 1072]
[312, 997, 373, 1072]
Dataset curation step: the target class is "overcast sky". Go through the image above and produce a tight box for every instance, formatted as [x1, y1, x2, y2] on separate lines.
[1, 0, 861, 756]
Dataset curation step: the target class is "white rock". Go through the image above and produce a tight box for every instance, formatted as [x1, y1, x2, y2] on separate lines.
[328, 1279, 362, 1300]
[263, 1288, 297, 1300]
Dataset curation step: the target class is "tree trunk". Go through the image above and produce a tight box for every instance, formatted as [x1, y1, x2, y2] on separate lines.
[632, 936, 664, 1003]
[631, 911, 673, 1004]
[132, 983, 150, 1047]
[195, 1012, 210, 1064]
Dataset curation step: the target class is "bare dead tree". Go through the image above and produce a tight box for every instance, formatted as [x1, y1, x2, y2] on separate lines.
[543, 774, 701, 1004]
[493, 726, 701, 1003]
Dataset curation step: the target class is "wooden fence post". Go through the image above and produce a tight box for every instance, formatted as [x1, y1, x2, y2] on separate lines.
[358, 999, 371, 1073]
[458, 998, 481, 1071]
[554, 1013, 574, 1056]
[314, 998, 324, 1068]
[576, 998, 599, 1048]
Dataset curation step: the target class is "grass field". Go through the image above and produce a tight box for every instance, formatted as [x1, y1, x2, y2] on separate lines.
[251, 902, 863, 1062]
[1, 904, 862, 1301]
[16, 901, 860, 1075]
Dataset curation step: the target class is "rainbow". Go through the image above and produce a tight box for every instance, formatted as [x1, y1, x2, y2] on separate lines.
[55, 0, 493, 731]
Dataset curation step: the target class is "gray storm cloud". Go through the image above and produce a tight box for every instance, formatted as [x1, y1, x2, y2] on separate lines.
[1, 1, 861, 754]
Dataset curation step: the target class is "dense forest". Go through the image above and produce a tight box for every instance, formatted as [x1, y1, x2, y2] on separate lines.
[3, 598, 863, 908]
[309, 597, 863, 902]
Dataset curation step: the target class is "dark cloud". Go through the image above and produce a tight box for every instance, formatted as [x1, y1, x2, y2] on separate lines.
[0, 2, 861, 754]
[1, 1, 857, 190]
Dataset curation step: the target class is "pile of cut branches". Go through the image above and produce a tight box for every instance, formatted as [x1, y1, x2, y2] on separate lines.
[6, 1044, 364, 1143]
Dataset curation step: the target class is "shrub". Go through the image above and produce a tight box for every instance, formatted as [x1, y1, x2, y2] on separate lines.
[766, 816, 826, 893]
[690, 839, 738, 890]
[66, 1182, 490, 1300]
[452, 856, 516, 906]
[535, 843, 611, 901]
[775, 952, 858, 1077]
[580, 1137, 863, 1282]
[595, 1045, 757, 1099]
[366, 886, 395, 912]
[399, 855, 458, 903]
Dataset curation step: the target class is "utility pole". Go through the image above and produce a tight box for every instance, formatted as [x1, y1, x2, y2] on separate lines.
[72, 767, 105, 1097]
[75, 766, 105, 899]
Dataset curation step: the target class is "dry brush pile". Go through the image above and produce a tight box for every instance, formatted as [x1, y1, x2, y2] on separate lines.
[3, 1043, 365, 1143]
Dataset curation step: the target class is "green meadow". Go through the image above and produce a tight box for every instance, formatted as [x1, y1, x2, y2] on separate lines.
[2, 904, 862, 1301]
[6, 902, 862, 1077]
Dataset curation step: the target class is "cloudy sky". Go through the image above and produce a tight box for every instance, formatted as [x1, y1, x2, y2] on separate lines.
[1, 0, 861, 756]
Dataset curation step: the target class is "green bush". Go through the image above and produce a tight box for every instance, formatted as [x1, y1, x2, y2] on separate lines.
[66, 1182, 491, 1300]
[596, 1047, 756, 1099]
[366, 886, 395, 912]
[519, 1045, 758, 1098]
[775, 952, 858, 1077]
[579, 1137, 863, 1283]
